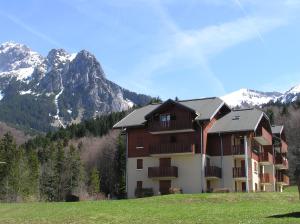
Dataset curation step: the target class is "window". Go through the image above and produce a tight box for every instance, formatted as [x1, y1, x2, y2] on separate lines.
[254, 162, 258, 173]
[137, 159, 143, 169]
[160, 114, 171, 127]
[137, 181, 143, 189]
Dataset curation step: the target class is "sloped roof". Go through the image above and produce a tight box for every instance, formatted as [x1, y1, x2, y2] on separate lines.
[113, 104, 160, 128]
[180, 97, 226, 121]
[271, 125, 283, 135]
[208, 108, 267, 134]
[113, 97, 227, 129]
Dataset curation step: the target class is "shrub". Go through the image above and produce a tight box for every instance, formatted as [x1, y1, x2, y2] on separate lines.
[169, 187, 182, 194]
[135, 188, 154, 198]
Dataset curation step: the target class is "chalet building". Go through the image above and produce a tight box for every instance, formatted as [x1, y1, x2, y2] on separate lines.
[113, 98, 289, 198]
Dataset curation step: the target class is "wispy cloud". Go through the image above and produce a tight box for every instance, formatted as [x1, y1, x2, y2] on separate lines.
[0, 10, 62, 47]
[124, 0, 287, 97]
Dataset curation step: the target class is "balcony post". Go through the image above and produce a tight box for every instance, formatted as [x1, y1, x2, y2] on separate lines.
[244, 135, 249, 193]
[272, 145, 276, 192]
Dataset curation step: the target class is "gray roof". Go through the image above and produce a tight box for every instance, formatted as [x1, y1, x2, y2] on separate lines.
[208, 108, 266, 134]
[113, 104, 160, 128]
[271, 125, 283, 135]
[179, 97, 225, 121]
[113, 97, 227, 129]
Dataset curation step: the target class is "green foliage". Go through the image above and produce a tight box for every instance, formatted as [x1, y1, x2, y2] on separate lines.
[89, 168, 100, 195]
[266, 109, 274, 124]
[114, 134, 126, 197]
[0, 110, 128, 202]
[149, 97, 162, 104]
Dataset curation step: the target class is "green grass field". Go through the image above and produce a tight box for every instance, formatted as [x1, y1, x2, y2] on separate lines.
[0, 187, 299, 224]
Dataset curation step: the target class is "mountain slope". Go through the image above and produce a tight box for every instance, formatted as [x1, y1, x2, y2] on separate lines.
[0, 42, 152, 131]
[221, 86, 300, 108]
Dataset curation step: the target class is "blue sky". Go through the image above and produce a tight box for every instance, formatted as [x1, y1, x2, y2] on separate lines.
[1, 0, 300, 99]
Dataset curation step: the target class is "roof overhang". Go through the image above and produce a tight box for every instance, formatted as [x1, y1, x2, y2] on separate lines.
[144, 99, 195, 119]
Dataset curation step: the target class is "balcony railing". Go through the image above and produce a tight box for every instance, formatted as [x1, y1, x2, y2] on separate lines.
[232, 167, 246, 178]
[148, 119, 193, 132]
[259, 152, 274, 164]
[275, 156, 289, 169]
[205, 166, 222, 178]
[148, 166, 178, 178]
[232, 145, 245, 156]
[149, 143, 195, 155]
[276, 173, 289, 185]
[259, 173, 274, 184]
[254, 127, 272, 145]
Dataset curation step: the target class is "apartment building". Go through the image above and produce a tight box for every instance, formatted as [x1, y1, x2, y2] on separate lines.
[113, 97, 289, 198]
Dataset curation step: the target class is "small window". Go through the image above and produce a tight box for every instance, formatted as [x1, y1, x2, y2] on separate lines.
[160, 114, 171, 127]
[137, 159, 143, 169]
[137, 181, 143, 189]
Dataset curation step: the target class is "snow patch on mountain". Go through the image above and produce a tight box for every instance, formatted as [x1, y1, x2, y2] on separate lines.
[53, 73, 65, 128]
[0, 42, 43, 81]
[221, 88, 281, 108]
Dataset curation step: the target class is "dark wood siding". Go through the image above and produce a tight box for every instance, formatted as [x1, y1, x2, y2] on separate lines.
[128, 127, 201, 158]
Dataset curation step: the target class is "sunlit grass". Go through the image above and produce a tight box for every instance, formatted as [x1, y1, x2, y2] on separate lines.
[0, 186, 298, 224]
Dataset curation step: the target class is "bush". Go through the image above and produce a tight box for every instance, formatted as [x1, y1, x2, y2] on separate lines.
[135, 188, 154, 198]
[169, 187, 182, 194]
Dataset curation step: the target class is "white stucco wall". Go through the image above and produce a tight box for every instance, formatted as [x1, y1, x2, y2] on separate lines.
[127, 154, 203, 198]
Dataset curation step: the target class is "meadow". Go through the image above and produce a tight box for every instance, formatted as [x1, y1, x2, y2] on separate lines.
[0, 187, 299, 224]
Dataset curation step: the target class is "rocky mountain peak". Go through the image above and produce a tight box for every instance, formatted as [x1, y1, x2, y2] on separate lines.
[0, 41, 152, 131]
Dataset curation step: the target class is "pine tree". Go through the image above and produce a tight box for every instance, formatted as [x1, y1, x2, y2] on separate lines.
[115, 134, 126, 197]
[65, 145, 83, 196]
[90, 167, 100, 195]
[0, 133, 20, 201]
[54, 142, 65, 201]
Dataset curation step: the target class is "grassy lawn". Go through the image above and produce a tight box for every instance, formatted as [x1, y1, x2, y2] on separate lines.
[0, 187, 299, 224]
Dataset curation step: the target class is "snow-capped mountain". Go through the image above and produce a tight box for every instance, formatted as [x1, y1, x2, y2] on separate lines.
[0, 41, 152, 131]
[221, 86, 300, 108]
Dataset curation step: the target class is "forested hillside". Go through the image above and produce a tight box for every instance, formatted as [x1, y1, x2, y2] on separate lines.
[263, 99, 300, 182]
[0, 111, 127, 202]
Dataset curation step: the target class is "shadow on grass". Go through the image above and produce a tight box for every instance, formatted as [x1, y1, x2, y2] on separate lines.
[268, 212, 300, 218]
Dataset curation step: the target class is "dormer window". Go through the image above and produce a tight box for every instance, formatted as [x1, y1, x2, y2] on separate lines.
[160, 114, 171, 127]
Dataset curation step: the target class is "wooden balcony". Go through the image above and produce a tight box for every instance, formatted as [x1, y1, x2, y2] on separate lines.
[259, 173, 275, 184]
[275, 156, 289, 170]
[205, 166, 222, 179]
[149, 143, 195, 156]
[232, 145, 245, 158]
[254, 127, 272, 146]
[276, 174, 289, 186]
[233, 167, 246, 179]
[259, 152, 274, 165]
[148, 120, 194, 134]
[148, 166, 178, 179]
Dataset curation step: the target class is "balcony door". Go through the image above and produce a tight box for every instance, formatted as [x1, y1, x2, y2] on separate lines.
[160, 158, 171, 167]
[159, 180, 171, 195]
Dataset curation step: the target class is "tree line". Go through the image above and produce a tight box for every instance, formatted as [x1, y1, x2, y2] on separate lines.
[0, 111, 127, 202]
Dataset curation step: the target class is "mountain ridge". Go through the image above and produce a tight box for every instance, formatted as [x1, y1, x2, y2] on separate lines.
[221, 86, 300, 108]
[0, 41, 152, 131]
